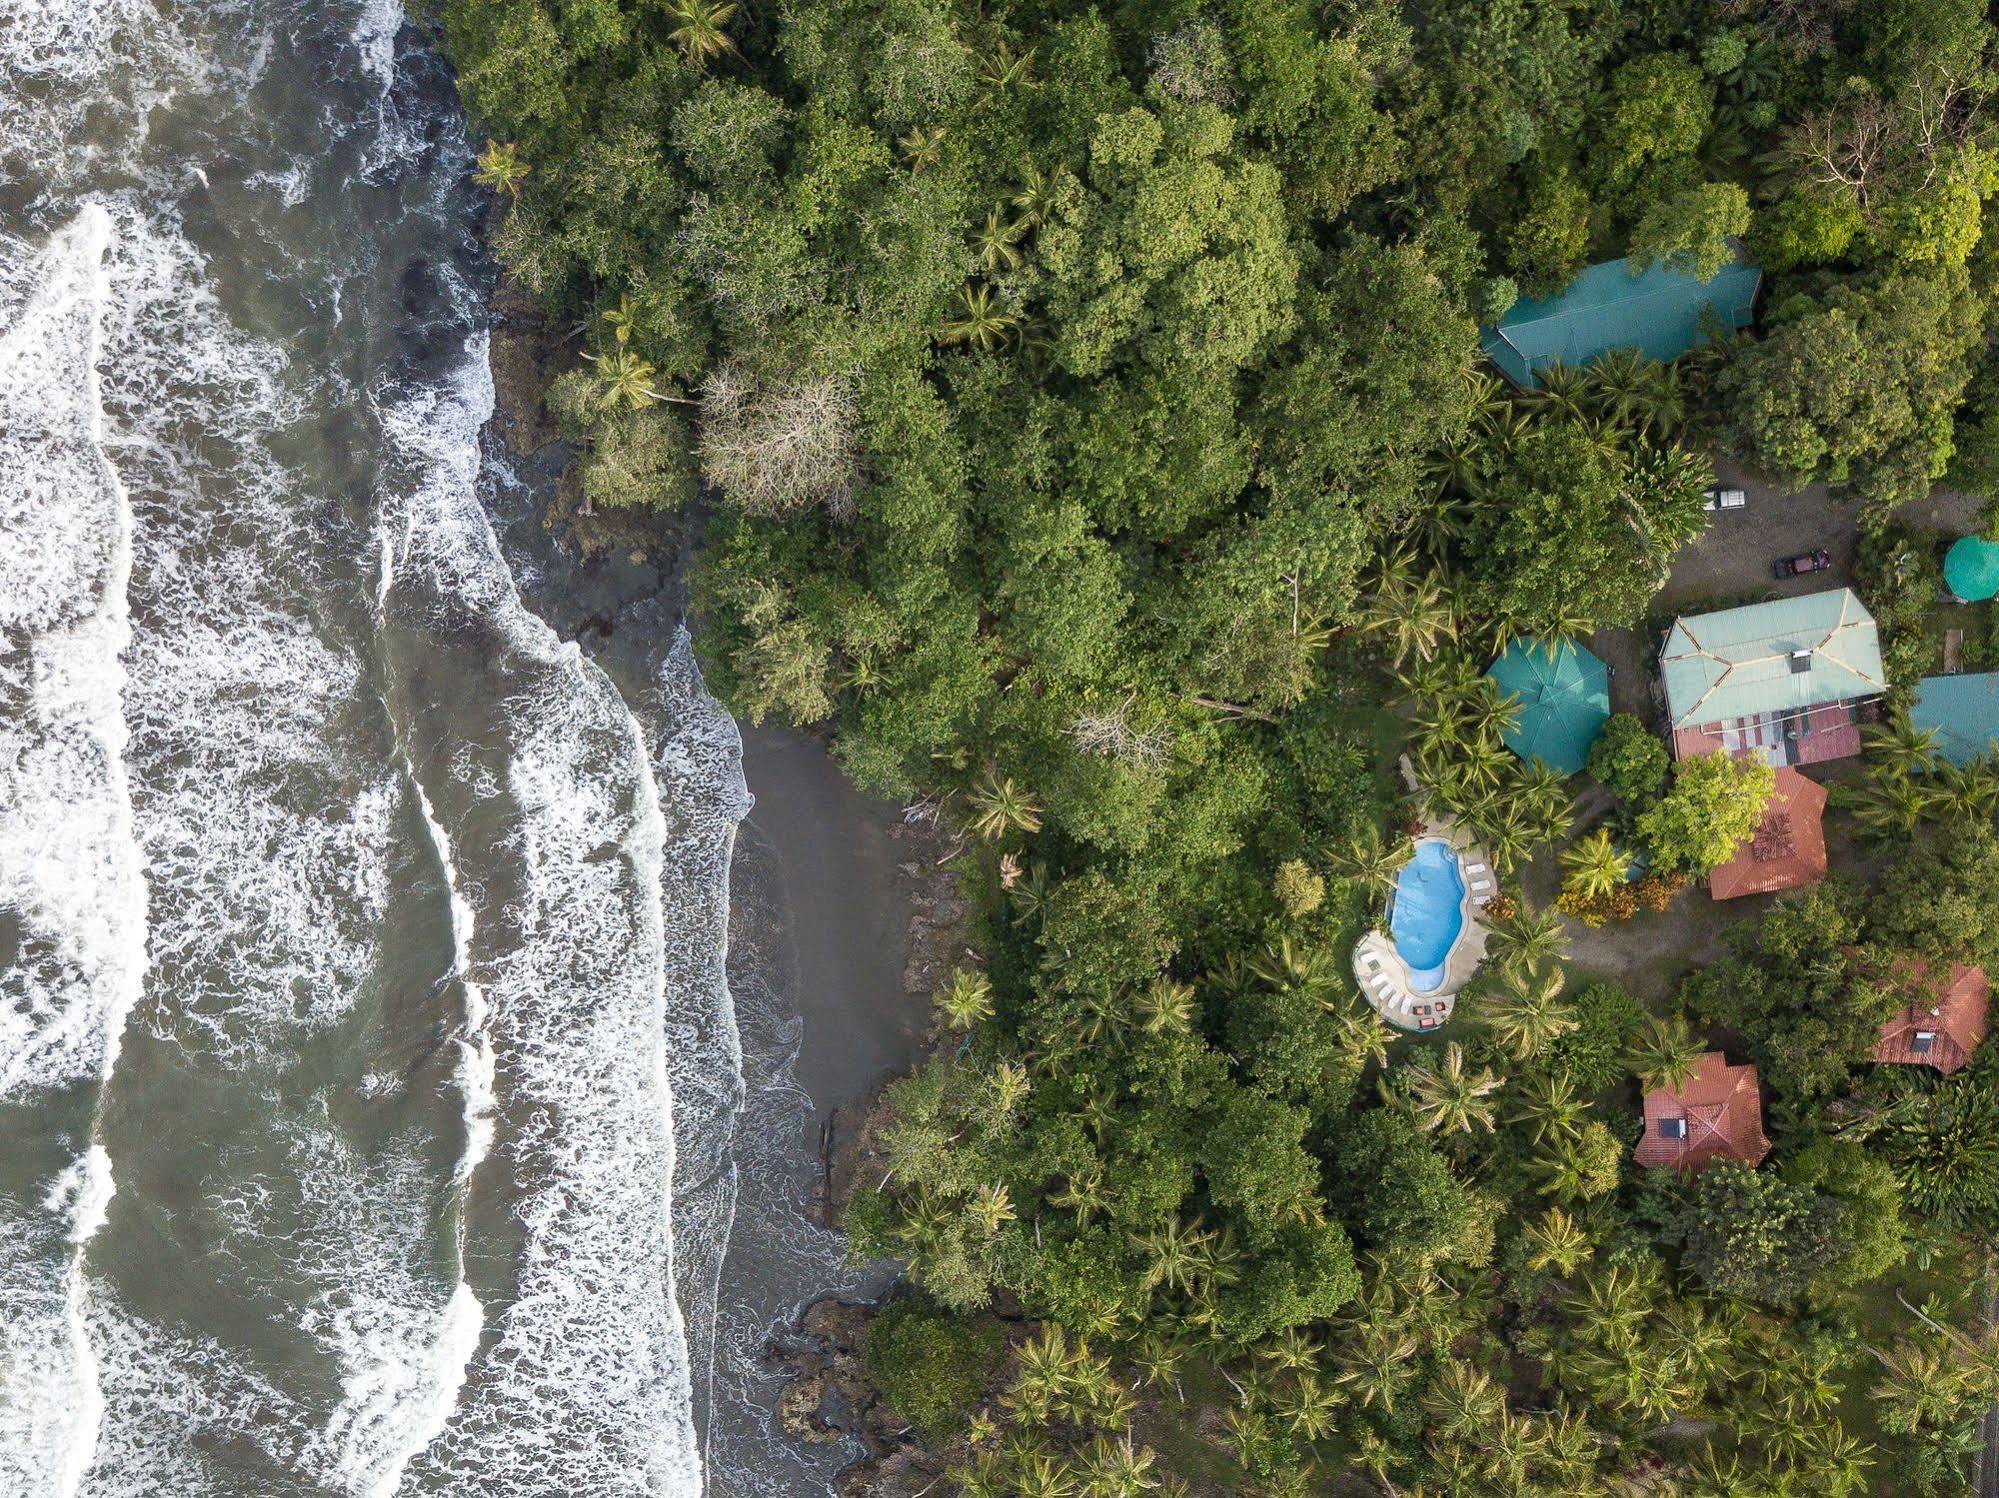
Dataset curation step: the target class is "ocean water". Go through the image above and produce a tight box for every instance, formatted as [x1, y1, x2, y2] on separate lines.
[0, 4, 870, 1493]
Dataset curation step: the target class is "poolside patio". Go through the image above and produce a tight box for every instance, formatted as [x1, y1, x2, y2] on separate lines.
[1351, 821, 1495, 1032]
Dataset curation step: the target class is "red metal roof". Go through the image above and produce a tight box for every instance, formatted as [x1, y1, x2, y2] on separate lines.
[1633, 1052, 1770, 1172]
[1873, 960, 1990, 1075]
[1708, 767, 1828, 901]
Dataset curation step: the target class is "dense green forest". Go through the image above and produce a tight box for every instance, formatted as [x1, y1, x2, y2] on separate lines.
[446, 0, 1999, 1490]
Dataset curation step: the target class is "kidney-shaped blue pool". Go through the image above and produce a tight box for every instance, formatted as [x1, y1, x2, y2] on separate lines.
[1388, 839, 1466, 993]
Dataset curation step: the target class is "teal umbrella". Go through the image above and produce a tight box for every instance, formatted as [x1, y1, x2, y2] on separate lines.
[1945, 535, 1999, 602]
[1484, 638, 1612, 776]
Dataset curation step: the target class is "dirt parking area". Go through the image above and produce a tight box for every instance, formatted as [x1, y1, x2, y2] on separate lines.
[1657, 462, 1851, 611]
[1658, 462, 1986, 614]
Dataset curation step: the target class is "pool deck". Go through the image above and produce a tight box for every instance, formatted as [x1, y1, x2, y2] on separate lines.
[1351, 823, 1494, 1032]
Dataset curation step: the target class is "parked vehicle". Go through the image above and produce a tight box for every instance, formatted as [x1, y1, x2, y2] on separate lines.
[1772, 549, 1833, 578]
[1703, 486, 1748, 511]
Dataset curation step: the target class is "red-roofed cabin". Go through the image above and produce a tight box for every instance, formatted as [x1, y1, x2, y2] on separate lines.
[1873, 960, 1990, 1075]
[1707, 766, 1827, 902]
[1633, 1052, 1770, 1173]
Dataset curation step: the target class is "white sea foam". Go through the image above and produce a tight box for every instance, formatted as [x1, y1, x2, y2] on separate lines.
[380, 349, 704, 1495]
[60, 194, 461, 1498]
[0, 205, 142, 1498]
[285, 1126, 483, 1498]
[0, 205, 143, 1099]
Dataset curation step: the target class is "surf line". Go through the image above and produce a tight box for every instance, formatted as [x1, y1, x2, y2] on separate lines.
[366, 555, 493, 1485]
[0, 203, 149, 1497]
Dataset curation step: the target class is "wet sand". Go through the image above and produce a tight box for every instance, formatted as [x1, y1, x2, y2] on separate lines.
[739, 723, 930, 1123]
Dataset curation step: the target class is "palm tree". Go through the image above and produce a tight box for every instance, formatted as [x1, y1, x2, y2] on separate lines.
[1326, 997, 1394, 1072]
[1566, 1264, 1655, 1342]
[936, 968, 994, 1029]
[1795, 1422, 1875, 1494]
[1520, 602, 1599, 657]
[1134, 976, 1196, 1035]
[1403, 1042, 1504, 1134]
[1842, 768, 1932, 840]
[1582, 347, 1652, 431]
[1008, 861, 1054, 926]
[1127, 1329, 1186, 1395]
[1483, 1409, 1539, 1491]
[1249, 935, 1336, 1000]
[1522, 360, 1590, 422]
[587, 348, 660, 410]
[967, 770, 1041, 839]
[967, 1181, 1015, 1235]
[1333, 1329, 1420, 1413]
[983, 1059, 1030, 1116]
[1516, 760, 1578, 845]
[971, 205, 1027, 271]
[1405, 491, 1466, 557]
[662, 0, 741, 64]
[1560, 826, 1633, 900]
[1465, 681, 1523, 742]
[1362, 569, 1457, 668]
[1481, 963, 1578, 1060]
[1483, 901, 1570, 976]
[1932, 758, 1998, 820]
[1870, 1336, 1971, 1436]
[1395, 648, 1483, 707]
[1523, 1205, 1592, 1275]
[1011, 164, 1063, 227]
[599, 293, 641, 347]
[1625, 1012, 1704, 1092]
[1421, 1362, 1504, 1442]
[1864, 711, 1942, 778]
[1258, 1326, 1323, 1373]
[896, 124, 947, 173]
[1509, 1070, 1586, 1145]
[1458, 733, 1514, 798]
[1276, 1372, 1340, 1442]
[1411, 691, 1471, 748]
[937, 283, 1018, 350]
[1331, 825, 1407, 905]
[1078, 1433, 1153, 1498]
[976, 40, 1036, 92]
[1134, 1217, 1210, 1296]
[472, 139, 530, 199]
[1475, 808, 1535, 877]
[1011, 1452, 1078, 1498]
[1534, 1130, 1612, 1205]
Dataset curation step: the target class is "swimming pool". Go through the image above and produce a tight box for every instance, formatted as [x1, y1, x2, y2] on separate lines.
[1388, 838, 1467, 993]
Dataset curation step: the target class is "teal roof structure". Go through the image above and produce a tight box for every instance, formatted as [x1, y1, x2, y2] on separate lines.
[1480, 255, 1762, 387]
[1945, 536, 1999, 602]
[1912, 673, 1999, 764]
[1661, 589, 1885, 729]
[1485, 638, 1611, 775]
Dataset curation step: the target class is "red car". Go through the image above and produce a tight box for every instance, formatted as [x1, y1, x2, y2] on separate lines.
[1773, 549, 1832, 579]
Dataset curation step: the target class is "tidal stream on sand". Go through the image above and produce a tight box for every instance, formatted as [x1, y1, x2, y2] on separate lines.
[0, 4, 886, 1492]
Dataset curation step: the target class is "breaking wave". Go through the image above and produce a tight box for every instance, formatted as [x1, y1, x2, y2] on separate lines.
[0, 202, 140, 1498]
[377, 349, 704, 1496]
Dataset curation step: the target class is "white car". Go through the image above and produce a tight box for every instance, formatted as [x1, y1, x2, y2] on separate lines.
[1703, 487, 1747, 511]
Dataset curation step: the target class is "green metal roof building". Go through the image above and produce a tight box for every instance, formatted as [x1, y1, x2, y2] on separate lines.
[1480, 256, 1762, 387]
[1660, 589, 1884, 765]
[1485, 638, 1611, 775]
[1912, 673, 1999, 764]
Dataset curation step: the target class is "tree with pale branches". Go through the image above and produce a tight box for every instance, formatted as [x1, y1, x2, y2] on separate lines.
[698, 358, 860, 519]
